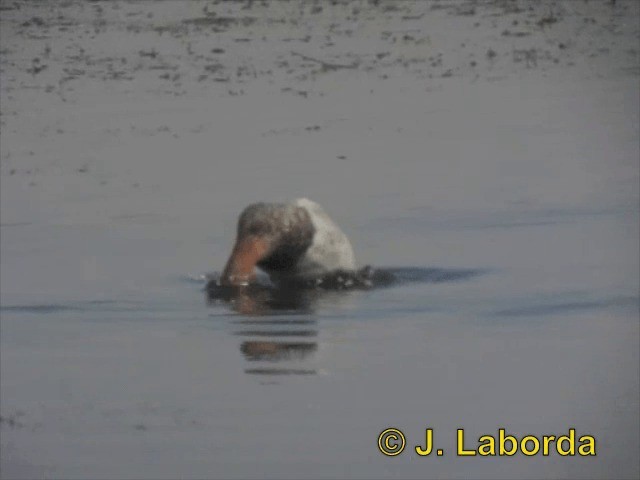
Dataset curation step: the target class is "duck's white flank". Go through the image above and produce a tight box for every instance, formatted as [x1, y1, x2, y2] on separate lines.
[293, 198, 357, 277]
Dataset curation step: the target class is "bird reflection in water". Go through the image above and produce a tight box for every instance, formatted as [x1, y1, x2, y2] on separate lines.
[204, 266, 483, 378]
[205, 267, 388, 377]
[205, 266, 392, 315]
[206, 282, 324, 376]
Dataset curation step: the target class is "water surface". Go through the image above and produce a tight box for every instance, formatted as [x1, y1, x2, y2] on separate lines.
[1, 1, 639, 478]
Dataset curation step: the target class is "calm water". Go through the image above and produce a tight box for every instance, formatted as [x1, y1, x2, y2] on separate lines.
[1, 206, 638, 479]
[1, 1, 638, 474]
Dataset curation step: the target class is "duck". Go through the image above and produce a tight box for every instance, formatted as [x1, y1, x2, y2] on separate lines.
[221, 198, 357, 286]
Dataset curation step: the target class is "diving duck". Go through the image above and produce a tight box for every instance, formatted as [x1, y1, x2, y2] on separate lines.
[221, 198, 357, 286]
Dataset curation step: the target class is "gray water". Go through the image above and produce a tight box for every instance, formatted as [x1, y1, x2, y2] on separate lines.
[2, 207, 638, 479]
[1, 1, 639, 478]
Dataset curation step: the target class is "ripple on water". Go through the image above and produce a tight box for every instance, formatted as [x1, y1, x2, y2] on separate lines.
[199, 265, 488, 346]
[494, 295, 639, 318]
[200, 266, 486, 316]
[0, 304, 81, 314]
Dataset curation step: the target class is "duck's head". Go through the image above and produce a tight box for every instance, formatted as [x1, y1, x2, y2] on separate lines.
[221, 203, 314, 286]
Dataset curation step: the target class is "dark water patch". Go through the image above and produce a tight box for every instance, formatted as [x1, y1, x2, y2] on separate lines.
[244, 368, 316, 376]
[469, 219, 565, 229]
[86, 300, 118, 305]
[1, 299, 189, 317]
[0, 304, 81, 313]
[0, 411, 26, 429]
[208, 310, 310, 318]
[232, 319, 316, 326]
[494, 296, 638, 318]
[383, 267, 486, 284]
[204, 266, 486, 315]
[235, 330, 317, 338]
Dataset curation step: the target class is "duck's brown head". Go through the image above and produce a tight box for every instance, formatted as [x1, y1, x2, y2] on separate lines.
[221, 203, 315, 286]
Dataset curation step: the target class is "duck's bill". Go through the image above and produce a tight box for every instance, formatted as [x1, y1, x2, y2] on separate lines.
[221, 235, 269, 286]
